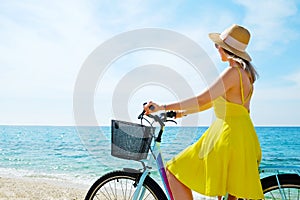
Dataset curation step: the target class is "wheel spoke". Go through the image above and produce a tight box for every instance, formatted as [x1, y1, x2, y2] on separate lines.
[262, 174, 300, 200]
[84, 171, 167, 200]
[264, 188, 300, 200]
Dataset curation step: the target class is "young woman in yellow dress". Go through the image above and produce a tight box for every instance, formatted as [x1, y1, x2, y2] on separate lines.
[144, 24, 264, 200]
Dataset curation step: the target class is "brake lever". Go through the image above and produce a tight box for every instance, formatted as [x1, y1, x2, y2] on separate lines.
[166, 119, 177, 124]
[159, 112, 177, 124]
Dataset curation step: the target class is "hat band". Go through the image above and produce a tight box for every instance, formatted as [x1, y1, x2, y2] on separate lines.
[220, 34, 247, 52]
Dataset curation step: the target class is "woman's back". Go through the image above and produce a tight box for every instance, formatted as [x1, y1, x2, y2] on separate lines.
[223, 66, 253, 112]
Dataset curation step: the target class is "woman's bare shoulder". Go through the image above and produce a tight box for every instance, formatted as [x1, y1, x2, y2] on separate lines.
[220, 67, 239, 86]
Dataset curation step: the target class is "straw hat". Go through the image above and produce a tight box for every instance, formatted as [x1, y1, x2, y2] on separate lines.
[209, 24, 252, 61]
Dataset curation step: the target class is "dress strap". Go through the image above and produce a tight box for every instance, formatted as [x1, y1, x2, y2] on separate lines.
[236, 67, 253, 105]
[244, 86, 253, 104]
[236, 67, 245, 104]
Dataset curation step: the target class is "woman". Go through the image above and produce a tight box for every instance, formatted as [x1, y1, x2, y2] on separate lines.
[144, 24, 264, 199]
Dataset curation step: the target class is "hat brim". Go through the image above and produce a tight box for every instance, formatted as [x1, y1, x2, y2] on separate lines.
[209, 33, 252, 62]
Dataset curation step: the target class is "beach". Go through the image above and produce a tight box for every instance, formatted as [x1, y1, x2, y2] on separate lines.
[0, 176, 218, 200]
[0, 176, 88, 200]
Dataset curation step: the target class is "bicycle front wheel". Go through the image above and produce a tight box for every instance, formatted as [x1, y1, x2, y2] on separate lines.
[261, 173, 300, 199]
[85, 170, 168, 200]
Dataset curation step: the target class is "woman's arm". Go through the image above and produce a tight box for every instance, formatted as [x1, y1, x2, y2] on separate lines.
[145, 67, 237, 116]
[175, 102, 213, 118]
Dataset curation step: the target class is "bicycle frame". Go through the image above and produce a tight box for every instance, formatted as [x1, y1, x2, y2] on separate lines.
[132, 125, 174, 200]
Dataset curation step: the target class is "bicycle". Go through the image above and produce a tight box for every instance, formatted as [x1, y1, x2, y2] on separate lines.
[85, 107, 300, 200]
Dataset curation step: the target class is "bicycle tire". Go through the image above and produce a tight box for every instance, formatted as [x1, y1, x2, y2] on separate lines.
[85, 170, 168, 200]
[261, 173, 300, 199]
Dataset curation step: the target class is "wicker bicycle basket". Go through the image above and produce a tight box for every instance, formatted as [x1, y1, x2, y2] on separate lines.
[111, 120, 155, 161]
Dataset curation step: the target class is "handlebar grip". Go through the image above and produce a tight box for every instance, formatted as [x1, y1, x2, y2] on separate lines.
[166, 111, 176, 118]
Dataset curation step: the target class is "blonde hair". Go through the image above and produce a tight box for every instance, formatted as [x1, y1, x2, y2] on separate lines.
[223, 48, 259, 83]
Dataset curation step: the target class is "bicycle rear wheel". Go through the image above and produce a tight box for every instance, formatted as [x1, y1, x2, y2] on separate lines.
[261, 173, 300, 199]
[85, 170, 168, 200]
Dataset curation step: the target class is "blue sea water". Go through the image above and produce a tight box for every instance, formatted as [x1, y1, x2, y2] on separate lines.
[0, 125, 299, 186]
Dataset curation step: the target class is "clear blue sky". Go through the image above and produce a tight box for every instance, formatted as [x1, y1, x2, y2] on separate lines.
[1, 0, 300, 126]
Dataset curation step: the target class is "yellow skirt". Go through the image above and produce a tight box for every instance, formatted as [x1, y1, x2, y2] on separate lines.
[166, 115, 264, 199]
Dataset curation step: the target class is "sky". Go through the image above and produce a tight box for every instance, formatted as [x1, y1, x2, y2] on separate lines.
[1, 0, 300, 126]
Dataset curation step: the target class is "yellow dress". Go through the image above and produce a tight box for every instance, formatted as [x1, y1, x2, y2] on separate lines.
[166, 69, 264, 199]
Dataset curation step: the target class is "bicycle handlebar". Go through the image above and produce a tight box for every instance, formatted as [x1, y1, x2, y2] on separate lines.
[138, 104, 177, 143]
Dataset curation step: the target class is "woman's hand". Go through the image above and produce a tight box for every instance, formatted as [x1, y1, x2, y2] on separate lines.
[144, 102, 189, 118]
[144, 101, 164, 115]
[175, 111, 186, 119]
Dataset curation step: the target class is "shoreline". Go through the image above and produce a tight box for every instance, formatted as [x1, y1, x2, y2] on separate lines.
[0, 176, 89, 200]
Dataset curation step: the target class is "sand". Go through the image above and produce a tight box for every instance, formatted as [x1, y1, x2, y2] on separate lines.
[0, 176, 89, 200]
[0, 176, 218, 200]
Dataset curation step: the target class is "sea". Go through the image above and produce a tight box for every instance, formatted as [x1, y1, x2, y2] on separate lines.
[0, 125, 299, 188]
